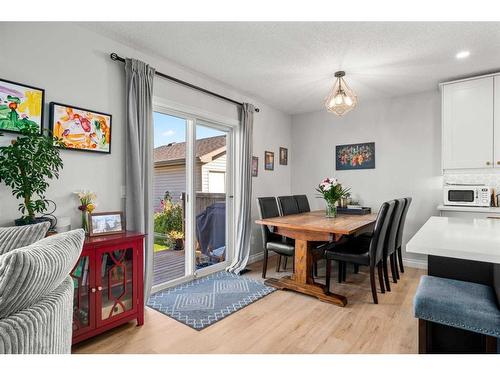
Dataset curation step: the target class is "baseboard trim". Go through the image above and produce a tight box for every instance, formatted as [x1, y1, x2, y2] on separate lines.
[248, 252, 428, 270]
[402, 257, 428, 270]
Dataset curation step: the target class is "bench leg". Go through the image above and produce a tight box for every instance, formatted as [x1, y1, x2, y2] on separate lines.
[418, 319, 428, 354]
[485, 336, 497, 354]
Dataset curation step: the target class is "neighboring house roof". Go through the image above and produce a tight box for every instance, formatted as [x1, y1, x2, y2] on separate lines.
[154, 135, 226, 165]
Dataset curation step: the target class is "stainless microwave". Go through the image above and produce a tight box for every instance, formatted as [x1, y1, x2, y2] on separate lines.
[443, 185, 491, 207]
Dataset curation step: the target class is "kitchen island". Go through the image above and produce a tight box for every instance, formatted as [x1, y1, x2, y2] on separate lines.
[407, 216, 500, 353]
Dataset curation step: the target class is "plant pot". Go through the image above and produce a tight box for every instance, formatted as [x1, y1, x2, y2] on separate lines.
[173, 238, 184, 251]
[14, 216, 54, 230]
[325, 201, 337, 218]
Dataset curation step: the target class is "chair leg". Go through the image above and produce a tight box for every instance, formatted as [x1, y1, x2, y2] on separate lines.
[395, 255, 400, 280]
[324, 259, 331, 293]
[276, 255, 282, 272]
[337, 261, 343, 283]
[292, 256, 295, 273]
[342, 262, 347, 282]
[314, 260, 319, 277]
[353, 264, 359, 274]
[397, 246, 405, 273]
[382, 257, 391, 292]
[284, 256, 288, 270]
[390, 253, 398, 283]
[369, 266, 378, 304]
[377, 262, 385, 293]
[262, 249, 268, 279]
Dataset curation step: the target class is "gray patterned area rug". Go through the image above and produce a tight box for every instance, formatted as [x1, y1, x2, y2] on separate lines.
[147, 271, 276, 330]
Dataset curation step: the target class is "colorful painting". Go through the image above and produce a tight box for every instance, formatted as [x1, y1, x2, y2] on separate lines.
[279, 147, 288, 165]
[264, 151, 274, 171]
[0, 78, 44, 134]
[50, 102, 112, 153]
[336, 142, 375, 170]
[252, 156, 259, 177]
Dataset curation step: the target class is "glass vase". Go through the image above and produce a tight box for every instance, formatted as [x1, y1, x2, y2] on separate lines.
[81, 211, 89, 235]
[325, 201, 337, 218]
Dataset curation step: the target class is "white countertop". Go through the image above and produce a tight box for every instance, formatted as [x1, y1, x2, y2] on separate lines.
[406, 216, 500, 264]
[437, 204, 500, 214]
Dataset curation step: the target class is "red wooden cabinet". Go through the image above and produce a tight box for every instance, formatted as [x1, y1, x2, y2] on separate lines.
[70, 232, 145, 345]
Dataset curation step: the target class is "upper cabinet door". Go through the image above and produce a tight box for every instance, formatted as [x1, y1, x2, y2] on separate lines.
[442, 77, 494, 169]
[494, 76, 500, 168]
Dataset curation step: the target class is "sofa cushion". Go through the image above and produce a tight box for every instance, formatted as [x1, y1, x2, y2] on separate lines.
[0, 222, 51, 256]
[0, 229, 84, 319]
[414, 275, 500, 338]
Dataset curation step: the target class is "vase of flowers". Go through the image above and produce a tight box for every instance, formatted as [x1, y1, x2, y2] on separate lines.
[316, 177, 350, 218]
[75, 191, 96, 234]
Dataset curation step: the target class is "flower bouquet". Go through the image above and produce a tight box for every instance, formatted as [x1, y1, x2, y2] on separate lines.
[75, 190, 96, 234]
[316, 177, 350, 218]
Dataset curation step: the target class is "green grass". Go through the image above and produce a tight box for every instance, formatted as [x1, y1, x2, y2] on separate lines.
[154, 243, 168, 253]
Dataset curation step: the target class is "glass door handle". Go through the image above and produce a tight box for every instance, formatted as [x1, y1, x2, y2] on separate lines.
[90, 287, 96, 293]
[97, 286, 103, 291]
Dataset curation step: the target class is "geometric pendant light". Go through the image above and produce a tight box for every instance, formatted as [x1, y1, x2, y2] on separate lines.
[324, 71, 358, 116]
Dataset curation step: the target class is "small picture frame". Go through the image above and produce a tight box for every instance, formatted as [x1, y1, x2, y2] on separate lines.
[264, 151, 274, 171]
[252, 156, 259, 177]
[88, 211, 125, 237]
[279, 147, 288, 165]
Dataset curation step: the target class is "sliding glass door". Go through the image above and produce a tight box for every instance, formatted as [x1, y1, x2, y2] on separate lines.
[151, 108, 234, 291]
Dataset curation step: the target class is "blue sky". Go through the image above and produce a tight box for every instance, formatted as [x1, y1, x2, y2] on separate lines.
[154, 112, 224, 147]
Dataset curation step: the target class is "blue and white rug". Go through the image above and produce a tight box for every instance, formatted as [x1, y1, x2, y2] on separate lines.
[147, 271, 276, 330]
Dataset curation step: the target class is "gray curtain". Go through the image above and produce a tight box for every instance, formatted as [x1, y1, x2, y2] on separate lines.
[227, 103, 255, 274]
[124, 58, 155, 300]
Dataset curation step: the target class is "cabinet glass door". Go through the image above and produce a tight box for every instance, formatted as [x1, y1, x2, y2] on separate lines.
[97, 247, 137, 325]
[70, 255, 93, 335]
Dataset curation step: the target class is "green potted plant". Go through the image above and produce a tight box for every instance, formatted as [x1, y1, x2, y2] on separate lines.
[0, 127, 64, 225]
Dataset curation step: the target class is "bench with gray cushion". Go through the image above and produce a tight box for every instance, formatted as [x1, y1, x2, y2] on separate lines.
[0, 225, 84, 354]
[414, 275, 500, 353]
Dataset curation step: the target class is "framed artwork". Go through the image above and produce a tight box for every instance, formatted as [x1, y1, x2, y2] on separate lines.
[264, 151, 274, 171]
[0, 78, 44, 135]
[88, 211, 125, 237]
[336, 142, 375, 170]
[279, 147, 288, 165]
[252, 156, 259, 177]
[49, 102, 112, 153]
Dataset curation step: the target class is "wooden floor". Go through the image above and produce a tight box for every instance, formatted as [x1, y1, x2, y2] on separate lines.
[73, 255, 425, 354]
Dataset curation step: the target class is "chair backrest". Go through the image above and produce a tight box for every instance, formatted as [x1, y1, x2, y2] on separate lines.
[277, 196, 300, 216]
[257, 197, 281, 248]
[294, 195, 311, 213]
[396, 197, 412, 249]
[369, 200, 395, 266]
[384, 198, 405, 256]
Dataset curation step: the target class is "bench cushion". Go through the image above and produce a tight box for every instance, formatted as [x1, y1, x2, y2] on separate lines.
[414, 275, 500, 338]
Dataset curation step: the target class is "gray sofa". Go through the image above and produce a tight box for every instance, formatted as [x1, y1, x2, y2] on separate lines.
[0, 222, 84, 354]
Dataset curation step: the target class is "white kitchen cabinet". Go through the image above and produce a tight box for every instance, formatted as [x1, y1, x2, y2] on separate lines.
[494, 76, 500, 167]
[442, 76, 494, 170]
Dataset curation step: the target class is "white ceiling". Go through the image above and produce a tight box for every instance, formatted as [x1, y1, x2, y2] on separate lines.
[82, 22, 500, 114]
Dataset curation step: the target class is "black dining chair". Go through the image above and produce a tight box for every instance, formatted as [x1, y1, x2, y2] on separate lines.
[381, 198, 405, 290]
[277, 196, 300, 216]
[294, 195, 311, 213]
[395, 197, 412, 274]
[257, 197, 295, 278]
[323, 200, 395, 304]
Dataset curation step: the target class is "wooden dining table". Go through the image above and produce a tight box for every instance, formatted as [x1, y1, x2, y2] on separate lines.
[255, 210, 377, 307]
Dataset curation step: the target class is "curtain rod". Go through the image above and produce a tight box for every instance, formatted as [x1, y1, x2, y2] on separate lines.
[110, 53, 260, 113]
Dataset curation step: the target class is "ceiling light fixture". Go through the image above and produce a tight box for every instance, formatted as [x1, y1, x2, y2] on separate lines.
[325, 71, 358, 116]
[455, 50, 470, 59]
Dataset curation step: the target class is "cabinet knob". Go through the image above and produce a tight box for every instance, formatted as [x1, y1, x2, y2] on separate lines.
[90, 287, 96, 293]
[486, 161, 491, 166]
[97, 286, 103, 291]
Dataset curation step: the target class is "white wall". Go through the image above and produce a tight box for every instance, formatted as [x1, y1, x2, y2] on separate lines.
[291, 91, 442, 264]
[0, 22, 293, 256]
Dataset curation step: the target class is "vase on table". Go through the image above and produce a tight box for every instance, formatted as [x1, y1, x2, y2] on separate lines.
[325, 201, 337, 218]
[81, 211, 89, 235]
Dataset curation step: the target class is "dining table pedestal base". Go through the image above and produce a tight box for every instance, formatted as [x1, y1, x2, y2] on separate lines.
[265, 276, 348, 307]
